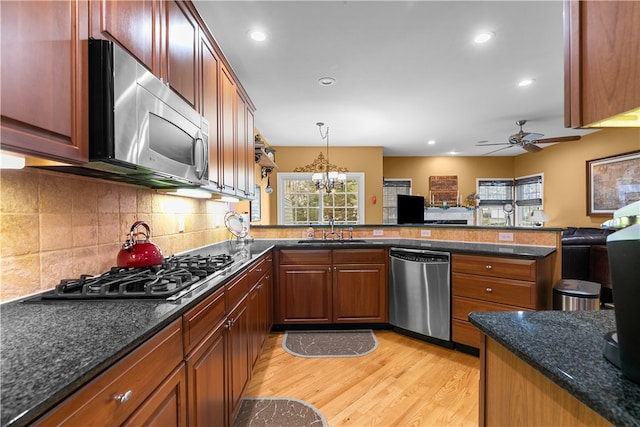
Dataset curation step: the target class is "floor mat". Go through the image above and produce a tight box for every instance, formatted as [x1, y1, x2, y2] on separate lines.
[233, 397, 328, 427]
[282, 330, 378, 358]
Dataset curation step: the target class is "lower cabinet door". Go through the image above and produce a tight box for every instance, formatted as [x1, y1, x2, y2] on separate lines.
[228, 297, 250, 422]
[185, 321, 227, 427]
[333, 263, 387, 322]
[277, 265, 332, 323]
[124, 363, 188, 427]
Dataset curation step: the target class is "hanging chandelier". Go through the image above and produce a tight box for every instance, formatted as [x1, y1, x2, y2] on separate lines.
[311, 122, 346, 193]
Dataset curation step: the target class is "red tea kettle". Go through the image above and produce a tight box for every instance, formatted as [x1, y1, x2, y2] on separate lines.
[117, 221, 164, 268]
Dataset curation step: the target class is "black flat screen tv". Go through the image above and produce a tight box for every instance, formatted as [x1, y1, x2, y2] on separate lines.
[397, 194, 425, 224]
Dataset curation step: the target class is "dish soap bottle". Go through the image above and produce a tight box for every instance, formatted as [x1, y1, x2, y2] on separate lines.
[306, 225, 314, 239]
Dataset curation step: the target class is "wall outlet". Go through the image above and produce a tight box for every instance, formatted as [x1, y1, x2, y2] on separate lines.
[178, 216, 185, 233]
[498, 232, 514, 242]
[372, 229, 384, 236]
[421, 230, 431, 237]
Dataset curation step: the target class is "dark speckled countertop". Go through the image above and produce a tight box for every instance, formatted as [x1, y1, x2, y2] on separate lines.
[0, 238, 554, 426]
[469, 310, 640, 427]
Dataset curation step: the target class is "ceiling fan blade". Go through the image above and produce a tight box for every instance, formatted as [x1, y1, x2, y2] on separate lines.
[533, 135, 582, 144]
[522, 132, 545, 143]
[483, 146, 513, 155]
[522, 143, 543, 153]
[475, 142, 510, 146]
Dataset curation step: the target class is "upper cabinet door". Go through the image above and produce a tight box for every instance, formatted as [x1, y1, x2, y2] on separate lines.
[1, 0, 88, 163]
[164, 0, 199, 109]
[200, 34, 220, 188]
[564, 0, 640, 128]
[90, 0, 159, 73]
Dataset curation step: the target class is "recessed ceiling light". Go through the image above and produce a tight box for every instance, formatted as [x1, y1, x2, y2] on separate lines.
[518, 78, 536, 87]
[318, 77, 336, 86]
[427, 140, 436, 145]
[474, 32, 494, 44]
[248, 29, 267, 42]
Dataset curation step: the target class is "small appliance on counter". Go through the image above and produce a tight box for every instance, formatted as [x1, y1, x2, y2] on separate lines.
[602, 201, 640, 384]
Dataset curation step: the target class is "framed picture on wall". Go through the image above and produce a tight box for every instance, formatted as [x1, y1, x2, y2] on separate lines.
[587, 150, 640, 215]
[250, 185, 261, 221]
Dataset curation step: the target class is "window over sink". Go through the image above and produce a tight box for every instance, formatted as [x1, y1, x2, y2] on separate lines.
[277, 172, 364, 225]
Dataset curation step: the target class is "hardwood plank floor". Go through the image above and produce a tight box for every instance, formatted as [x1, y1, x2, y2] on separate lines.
[244, 330, 480, 426]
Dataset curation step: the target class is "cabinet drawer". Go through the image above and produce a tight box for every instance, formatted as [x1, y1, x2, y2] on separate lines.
[333, 248, 386, 264]
[279, 249, 332, 265]
[183, 287, 225, 355]
[452, 254, 536, 281]
[247, 257, 269, 284]
[452, 296, 531, 321]
[453, 273, 537, 308]
[226, 272, 248, 312]
[452, 319, 481, 348]
[35, 319, 183, 426]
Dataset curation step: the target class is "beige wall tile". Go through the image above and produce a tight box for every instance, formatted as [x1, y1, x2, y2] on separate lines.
[137, 190, 152, 214]
[1, 254, 40, 300]
[98, 212, 120, 245]
[1, 213, 39, 257]
[118, 186, 137, 213]
[72, 179, 98, 214]
[72, 246, 100, 277]
[99, 243, 122, 270]
[96, 182, 119, 214]
[40, 213, 73, 251]
[40, 250, 74, 291]
[0, 169, 39, 213]
[39, 173, 73, 214]
[72, 212, 98, 248]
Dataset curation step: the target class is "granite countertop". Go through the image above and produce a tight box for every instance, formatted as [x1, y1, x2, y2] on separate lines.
[469, 310, 640, 427]
[0, 238, 554, 426]
[0, 240, 274, 427]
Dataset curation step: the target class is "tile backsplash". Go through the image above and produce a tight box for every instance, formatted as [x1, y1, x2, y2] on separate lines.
[0, 168, 231, 301]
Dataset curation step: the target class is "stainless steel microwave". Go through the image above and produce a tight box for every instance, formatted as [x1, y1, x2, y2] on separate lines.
[85, 39, 209, 188]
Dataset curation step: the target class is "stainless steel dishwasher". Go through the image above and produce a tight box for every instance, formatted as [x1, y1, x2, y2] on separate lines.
[389, 247, 451, 343]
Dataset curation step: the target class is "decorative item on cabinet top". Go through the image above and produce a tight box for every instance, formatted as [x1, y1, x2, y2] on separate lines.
[255, 134, 277, 179]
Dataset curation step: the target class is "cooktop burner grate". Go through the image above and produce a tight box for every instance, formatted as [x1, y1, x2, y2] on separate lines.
[42, 253, 234, 300]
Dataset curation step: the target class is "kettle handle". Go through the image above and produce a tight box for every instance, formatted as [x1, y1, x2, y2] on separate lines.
[122, 221, 152, 250]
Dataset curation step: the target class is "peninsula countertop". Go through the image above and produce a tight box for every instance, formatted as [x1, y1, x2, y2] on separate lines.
[469, 310, 640, 427]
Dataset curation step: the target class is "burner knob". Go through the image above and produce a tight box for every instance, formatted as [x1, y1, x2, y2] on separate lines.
[114, 390, 133, 403]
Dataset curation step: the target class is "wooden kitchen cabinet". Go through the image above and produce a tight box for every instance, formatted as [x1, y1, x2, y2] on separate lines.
[451, 253, 552, 349]
[200, 33, 221, 189]
[248, 254, 274, 367]
[227, 294, 250, 422]
[333, 249, 388, 323]
[277, 249, 333, 324]
[183, 287, 227, 427]
[276, 248, 388, 325]
[33, 319, 185, 426]
[0, 0, 88, 163]
[564, 0, 640, 128]
[91, 0, 199, 109]
[163, 0, 199, 109]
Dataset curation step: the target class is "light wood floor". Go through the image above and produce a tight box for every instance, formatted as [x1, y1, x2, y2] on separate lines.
[245, 330, 480, 427]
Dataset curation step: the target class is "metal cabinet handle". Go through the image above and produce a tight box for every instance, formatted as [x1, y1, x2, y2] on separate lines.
[115, 390, 133, 404]
[486, 287, 493, 293]
[485, 265, 493, 270]
[256, 268, 262, 272]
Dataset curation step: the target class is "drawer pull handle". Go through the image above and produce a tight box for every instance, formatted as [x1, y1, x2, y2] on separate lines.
[486, 287, 493, 293]
[485, 265, 493, 270]
[256, 268, 262, 272]
[115, 390, 133, 403]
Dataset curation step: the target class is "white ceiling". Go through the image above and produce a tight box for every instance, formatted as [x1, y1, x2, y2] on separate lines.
[193, 0, 593, 157]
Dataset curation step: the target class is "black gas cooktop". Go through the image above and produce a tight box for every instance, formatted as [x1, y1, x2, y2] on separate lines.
[38, 253, 234, 300]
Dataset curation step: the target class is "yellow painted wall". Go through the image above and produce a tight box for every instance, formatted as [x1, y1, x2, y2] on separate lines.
[262, 146, 384, 224]
[383, 156, 515, 203]
[247, 128, 638, 228]
[514, 127, 639, 227]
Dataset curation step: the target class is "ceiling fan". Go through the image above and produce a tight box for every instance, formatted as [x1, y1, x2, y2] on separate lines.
[477, 120, 581, 155]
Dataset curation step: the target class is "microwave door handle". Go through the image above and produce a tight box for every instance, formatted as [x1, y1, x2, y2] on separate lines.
[194, 131, 207, 180]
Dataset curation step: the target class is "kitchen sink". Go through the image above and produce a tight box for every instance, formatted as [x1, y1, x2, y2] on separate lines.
[297, 239, 368, 244]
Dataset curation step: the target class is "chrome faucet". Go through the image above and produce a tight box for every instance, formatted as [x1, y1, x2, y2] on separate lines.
[329, 217, 335, 233]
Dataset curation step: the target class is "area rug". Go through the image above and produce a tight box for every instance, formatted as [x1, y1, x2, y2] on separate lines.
[233, 397, 328, 427]
[282, 330, 378, 358]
